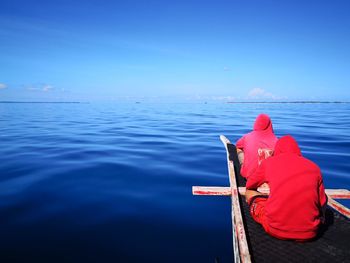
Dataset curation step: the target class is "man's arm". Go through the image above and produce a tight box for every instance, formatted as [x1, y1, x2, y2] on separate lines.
[246, 161, 267, 190]
[245, 162, 268, 203]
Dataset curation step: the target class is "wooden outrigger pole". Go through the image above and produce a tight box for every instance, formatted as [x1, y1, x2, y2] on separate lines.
[193, 186, 350, 200]
[327, 197, 350, 219]
[220, 135, 251, 263]
[193, 135, 350, 262]
[193, 186, 350, 220]
[192, 186, 350, 199]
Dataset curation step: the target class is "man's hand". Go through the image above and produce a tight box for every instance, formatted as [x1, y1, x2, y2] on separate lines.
[245, 189, 262, 204]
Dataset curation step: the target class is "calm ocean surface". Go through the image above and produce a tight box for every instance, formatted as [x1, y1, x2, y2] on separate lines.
[0, 102, 349, 262]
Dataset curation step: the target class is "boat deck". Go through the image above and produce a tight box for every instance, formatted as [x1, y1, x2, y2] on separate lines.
[228, 143, 350, 262]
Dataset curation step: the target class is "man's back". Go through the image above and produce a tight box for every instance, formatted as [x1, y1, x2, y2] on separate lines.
[246, 136, 327, 240]
[236, 114, 277, 178]
[264, 153, 325, 239]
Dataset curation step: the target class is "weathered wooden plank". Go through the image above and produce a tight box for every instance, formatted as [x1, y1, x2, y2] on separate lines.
[324, 189, 350, 199]
[220, 135, 251, 263]
[327, 196, 350, 219]
[192, 186, 350, 199]
[192, 186, 232, 196]
[193, 185, 350, 219]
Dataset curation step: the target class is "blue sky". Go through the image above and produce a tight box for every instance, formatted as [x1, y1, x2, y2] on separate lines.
[0, 0, 349, 102]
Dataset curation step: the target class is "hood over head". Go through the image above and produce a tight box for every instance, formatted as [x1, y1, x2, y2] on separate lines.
[253, 114, 273, 131]
[274, 135, 302, 156]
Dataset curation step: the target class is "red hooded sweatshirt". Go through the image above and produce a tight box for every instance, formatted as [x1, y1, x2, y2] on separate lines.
[246, 135, 328, 240]
[236, 114, 278, 178]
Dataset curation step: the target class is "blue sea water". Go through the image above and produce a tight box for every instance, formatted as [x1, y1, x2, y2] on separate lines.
[0, 102, 349, 263]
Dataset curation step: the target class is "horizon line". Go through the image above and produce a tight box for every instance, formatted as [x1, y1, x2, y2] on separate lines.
[0, 100, 349, 104]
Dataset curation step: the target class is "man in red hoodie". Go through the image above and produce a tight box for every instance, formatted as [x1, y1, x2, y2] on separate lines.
[245, 135, 328, 241]
[236, 114, 278, 179]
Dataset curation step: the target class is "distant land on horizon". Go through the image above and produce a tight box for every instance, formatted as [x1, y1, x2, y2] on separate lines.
[226, 101, 349, 104]
[0, 101, 83, 104]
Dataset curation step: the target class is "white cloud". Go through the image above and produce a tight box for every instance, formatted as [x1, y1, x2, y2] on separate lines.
[247, 88, 279, 100]
[42, 84, 53, 92]
[26, 84, 54, 92]
[26, 86, 39, 91]
[0, 83, 7, 89]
